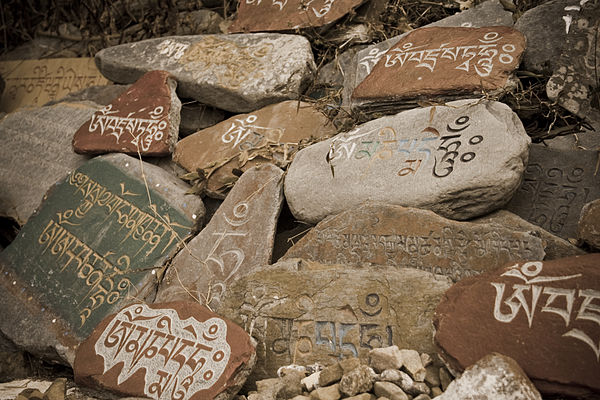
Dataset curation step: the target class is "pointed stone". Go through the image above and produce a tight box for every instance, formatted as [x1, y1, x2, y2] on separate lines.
[72, 70, 181, 156]
[95, 34, 316, 112]
[155, 164, 284, 310]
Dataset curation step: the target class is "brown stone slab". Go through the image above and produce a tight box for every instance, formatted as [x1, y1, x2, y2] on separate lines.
[72, 70, 180, 156]
[352, 26, 525, 104]
[74, 302, 255, 400]
[228, 0, 366, 33]
[434, 254, 600, 398]
[282, 203, 545, 282]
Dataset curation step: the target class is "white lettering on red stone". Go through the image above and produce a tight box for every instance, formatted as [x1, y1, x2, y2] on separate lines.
[95, 303, 231, 400]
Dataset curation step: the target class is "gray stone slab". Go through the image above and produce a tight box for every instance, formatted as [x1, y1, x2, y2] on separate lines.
[95, 34, 316, 113]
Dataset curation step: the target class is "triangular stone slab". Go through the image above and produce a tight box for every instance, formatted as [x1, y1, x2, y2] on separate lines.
[0, 153, 204, 365]
[228, 0, 366, 32]
[155, 164, 284, 310]
[285, 99, 530, 224]
[74, 302, 256, 400]
[434, 254, 600, 398]
[282, 203, 545, 281]
[95, 34, 316, 113]
[72, 70, 180, 156]
[173, 100, 336, 198]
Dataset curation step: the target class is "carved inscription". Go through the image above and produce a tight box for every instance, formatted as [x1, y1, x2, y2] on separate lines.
[492, 261, 600, 361]
[157, 39, 190, 61]
[95, 303, 231, 400]
[243, 0, 336, 18]
[221, 114, 284, 151]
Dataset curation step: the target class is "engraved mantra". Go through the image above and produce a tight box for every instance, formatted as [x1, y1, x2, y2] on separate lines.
[492, 261, 600, 361]
[221, 114, 284, 151]
[245, 0, 336, 18]
[95, 304, 231, 400]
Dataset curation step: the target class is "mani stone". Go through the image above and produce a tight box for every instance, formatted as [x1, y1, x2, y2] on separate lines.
[282, 203, 545, 282]
[284, 99, 530, 224]
[505, 144, 600, 241]
[155, 164, 284, 311]
[217, 259, 452, 382]
[228, 0, 366, 32]
[434, 254, 600, 398]
[578, 199, 600, 250]
[0, 102, 98, 226]
[351, 26, 525, 114]
[174, 100, 336, 198]
[95, 34, 316, 113]
[0, 153, 204, 365]
[74, 302, 256, 400]
[179, 101, 225, 137]
[72, 70, 181, 156]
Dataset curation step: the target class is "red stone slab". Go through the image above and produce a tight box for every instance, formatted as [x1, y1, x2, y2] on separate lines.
[352, 26, 525, 102]
[228, 0, 366, 33]
[74, 302, 255, 400]
[72, 70, 180, 156]
[434, 254, 600, 398]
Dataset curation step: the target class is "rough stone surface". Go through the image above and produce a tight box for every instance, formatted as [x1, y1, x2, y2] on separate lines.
[44, 84, 129, 107]
[72, 70, 181, 156]
[174, 100, 335, 197]
[434, 254, 600, 397]
[373, 381, 408, 400]
[319, 363, 343, 386]
[74, 302, 256, 400]
[434, 353, 542, 400]
[578, 199, 600, 249]
[179, 102, 225, 136]
[398, 349, 425, 382]
[229, 0, 366, 32]
[380, 370, 429, 396]
[368, 346, 403, 373]
[285, 100, 530, 224]
[505, 144, 600, 240]
[339, 365, 373, 397]
[0, 153, 203, 365]
[0, 102, 97, 225]
[283, 203, 545, 281]
[155, 164, 284, 311]
[217, 259, 452, 381]
[95, 34, 316, 112]
[311, 384, 341, 400]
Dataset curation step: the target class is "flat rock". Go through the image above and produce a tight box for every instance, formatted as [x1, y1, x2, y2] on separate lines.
[75, 302, 255, 400]
[155, 164, 284, 310]
[72, 71, 181, 156]
[351, 26, 525, 114]
[283, 203, 544, 281]
[174, 100, 336, 198]
[505, 144, 600, 241]
[434, 254, 600, 397]
[95, 34, 316, 112]
[0, 153, 204, 365]
[217, 259, 452, 381]
[179, 102, 225, 136]
[434, 353, 542, 400]
[0, 102, 97, 225]
[578, 199, 600, 249]
[44, 84, 129, 107]
[285, 99, 530, 224]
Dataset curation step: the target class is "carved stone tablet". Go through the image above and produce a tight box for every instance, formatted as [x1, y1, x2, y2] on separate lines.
[285, 99, 530, 224]
[351, 27, 525, 113]
[505, 144, 600, 241]
[228, 0, 366, 32]
[434, 254, 600, 398]
[95, 34, 316, 112]
[282, 203, 545, 281]
[74, 302, 256, 400]
[155, 164, 284, 310]
[72, 70, 180, 156]
[174, 100, 336, 197]
[0, 153, 204, 364]
[217, 259, 452, 382]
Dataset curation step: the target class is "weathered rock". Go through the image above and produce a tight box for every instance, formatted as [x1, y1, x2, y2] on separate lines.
[0, 102, 97, 225]
[351, 27, 525, 114]
[175, 10, 223, 35]
[368, 346, 403, 373]
[95, 34, 316, 112]
[155, 164, 284, 310]
[434, 254, 600, 397]
[0, 153, 203, 364]
[311, 384, 341, 400]
[75, 302, 256, 400]
[379, 370, 429, 397]
[319, 363, 343, 386]
[398, 349, 425, 382]
[283, 203, 544, 281]
[229, 0, 366, 32]
[217, 259, 452, 381]
[285, 100, 530, 224]
[174, 100, 335, 198]
[373, 381, 408, 400]
[578, 199, 600, 249]
[72, 70, 181, 156]
[339, 365, 373, 397]
[434, 353, 542, 400]
[44, 84, 129, 107]
[505, 144, 600, 240]
[0, 380, 53, 400]
[179, 101, 225, 136]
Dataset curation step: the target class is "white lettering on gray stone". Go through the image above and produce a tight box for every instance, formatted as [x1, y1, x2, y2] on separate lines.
[157, 39, 190, 61]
